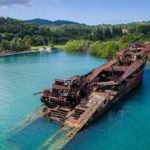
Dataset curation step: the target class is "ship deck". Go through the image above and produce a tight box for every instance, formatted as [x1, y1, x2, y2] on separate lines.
[38, 92, 112, 150]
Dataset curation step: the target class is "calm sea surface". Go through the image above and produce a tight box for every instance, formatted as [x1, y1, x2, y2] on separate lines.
[0, 50, 150, 150]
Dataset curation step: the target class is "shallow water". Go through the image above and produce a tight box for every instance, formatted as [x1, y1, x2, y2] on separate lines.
[0, 50, 150, 150]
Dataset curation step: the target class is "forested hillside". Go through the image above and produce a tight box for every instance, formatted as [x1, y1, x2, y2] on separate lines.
[0, 17, 150, 58]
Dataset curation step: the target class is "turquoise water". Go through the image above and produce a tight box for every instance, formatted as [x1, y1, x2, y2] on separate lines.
[0, 50, 150, 150]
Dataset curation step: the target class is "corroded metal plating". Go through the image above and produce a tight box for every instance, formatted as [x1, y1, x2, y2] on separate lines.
[37, 44, 150, 150]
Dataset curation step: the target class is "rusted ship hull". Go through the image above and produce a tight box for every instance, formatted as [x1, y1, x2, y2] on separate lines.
[89, 65, 145, 124]
[35, 44, 150, 150]
[39, 44, 150, 125]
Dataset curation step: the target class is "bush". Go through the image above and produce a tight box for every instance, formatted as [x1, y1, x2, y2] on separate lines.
[64, 40, 90, 52]
[0, 40, 10, 51]
[0, 38, 30, 52]
[90, 41, 122, 59]
[64, 39, 129, 59]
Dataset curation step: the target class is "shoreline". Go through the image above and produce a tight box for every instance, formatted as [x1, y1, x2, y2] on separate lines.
[0, 50, 44, 58]
[1, 49, 150, 64]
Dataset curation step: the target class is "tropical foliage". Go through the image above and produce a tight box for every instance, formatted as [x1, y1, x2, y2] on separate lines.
[0, 17, 150, 58]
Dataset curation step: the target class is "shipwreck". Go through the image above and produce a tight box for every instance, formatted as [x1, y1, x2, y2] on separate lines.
[33, 43, 150, 150]
[10, 44, 150, 150]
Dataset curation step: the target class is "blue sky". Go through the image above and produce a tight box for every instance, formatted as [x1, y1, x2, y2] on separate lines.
[0, 0, 149, 25]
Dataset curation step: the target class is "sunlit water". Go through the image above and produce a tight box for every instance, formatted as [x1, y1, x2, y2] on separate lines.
[0, 50, 150, 150]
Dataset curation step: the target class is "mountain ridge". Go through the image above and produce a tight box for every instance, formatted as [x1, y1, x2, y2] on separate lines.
[25, 18, 83, 26]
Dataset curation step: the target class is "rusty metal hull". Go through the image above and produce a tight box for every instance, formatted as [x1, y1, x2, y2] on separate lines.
[36, 44, 150, 150]
[89, 66, 145, 125]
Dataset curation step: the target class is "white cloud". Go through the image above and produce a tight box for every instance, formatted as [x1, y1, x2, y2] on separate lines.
[0, 0, 31, 7]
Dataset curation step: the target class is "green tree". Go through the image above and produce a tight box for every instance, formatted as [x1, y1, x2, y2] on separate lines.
[0, 40, 10, 51]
